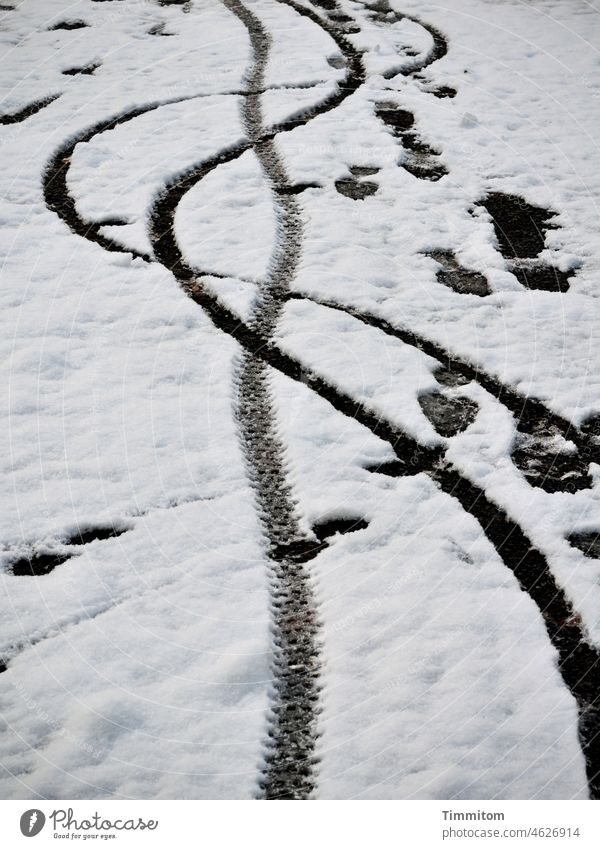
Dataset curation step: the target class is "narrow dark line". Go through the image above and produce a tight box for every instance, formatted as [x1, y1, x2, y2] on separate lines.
[149, 222, 600, 797]
[431, 465, 600, 798]
[41, 76, 331, 263]
[360, 0, 600, 794]
[0, 94, 60, 125]
[360, 1, 448, 78]
[5, 526, 132, 577]
[393, 12, 447, 76]
[40, 0, 366, 269]
[222, 0, 324, 799]
[48, 20, 89, 31]
[149, 0, 599, 799]
[38, 0, 600, 797]
[9, 551, 73, 577]
[290, 294, 600, 466]
[271, 0, 365, 126]
[147, 249, 438, 472]
[62, 63, 100, 76]
[43, 96, 209, 261]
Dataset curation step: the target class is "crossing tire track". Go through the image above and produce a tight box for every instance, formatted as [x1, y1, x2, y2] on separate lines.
[38, 0, 600, 798]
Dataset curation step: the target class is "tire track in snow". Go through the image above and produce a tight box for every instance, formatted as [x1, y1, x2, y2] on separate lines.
[148, 0, 600, 795]
[431, 465, 600, 799]
[361, 0, 448, 78]
[33, 0, 364, 799]
[222, 0, 324, 799]
[183, 0, 600, 794]
[289, 294, 600, 476]
[38, 0, 600, 796]
[360, 0, 600, 793]
[147, 0, 367, 799]
[42, 70, 341, 263]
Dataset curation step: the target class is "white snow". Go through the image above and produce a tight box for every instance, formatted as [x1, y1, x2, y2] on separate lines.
[1, 0, 599, 800]
[271, 370, 588, 799]
[176, 149, 276, 284]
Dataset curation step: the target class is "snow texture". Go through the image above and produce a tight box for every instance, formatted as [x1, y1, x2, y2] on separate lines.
[1, 0, 599, 800]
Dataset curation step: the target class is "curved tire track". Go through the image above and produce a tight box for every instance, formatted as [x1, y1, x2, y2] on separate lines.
[149, 0, 368, 799]
[149, 0, 600, 796]
[39, 0, 600, 797]
[290, 294, 600, 472]
[362, 0, 447, 78]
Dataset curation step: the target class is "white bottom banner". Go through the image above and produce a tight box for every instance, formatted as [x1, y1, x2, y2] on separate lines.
[0, 800, 598, 849]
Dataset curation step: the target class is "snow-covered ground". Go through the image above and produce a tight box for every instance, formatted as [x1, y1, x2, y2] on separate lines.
[1, 0, 599, 799]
